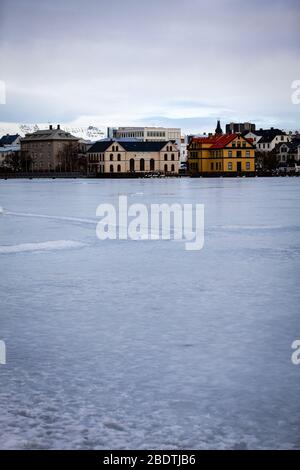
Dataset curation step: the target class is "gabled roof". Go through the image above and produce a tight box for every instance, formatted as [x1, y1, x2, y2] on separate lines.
[0, 134, 20, 146]
[88, 140, 176, 153]
[254, 128, 286, 143]
[210, 134, 239, 149]
[190, 133, 254, 149]
[273, 140, 300, 153]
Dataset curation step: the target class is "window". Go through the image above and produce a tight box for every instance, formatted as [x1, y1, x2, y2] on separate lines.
[117, 164, 121, 172]
[116, 146, 119, 151]
[228, 162, 232, 170]
[232, 143, 236, 148]
[237, 151, 241, 157]
[171, 164, 175, 172]
[130, 159, 135, 172]
[110, 154, 113, 161]
[117, 154, 121, 161]
[112, 146, 115, 152]
[164, 164, 168, 173]
[246, 150, 250, 157]
[150, 159, 155, 171]
[110, 164, 114, 173]
[246, 162, 250, 170]
[140, 159, 145, 171]
[211, 162, 214, 170]
[164, 154, 168, 161]
[171, 154, 175, 161]
[228, 150, 232, 157]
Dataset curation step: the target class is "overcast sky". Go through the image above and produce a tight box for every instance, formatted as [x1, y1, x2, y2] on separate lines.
[0, 0, 299, 134]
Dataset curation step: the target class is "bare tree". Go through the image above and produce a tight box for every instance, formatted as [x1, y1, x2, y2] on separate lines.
[4, 151, 22, 172]
[56, 143, 84, 173]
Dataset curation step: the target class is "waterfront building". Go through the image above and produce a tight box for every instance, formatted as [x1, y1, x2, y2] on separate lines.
[106, 126, 186, 165]
[244, 127, 290, 152]
[20, 125, 79, 171]
[188, 127, 255, 176]
[87, 140, 179, 176]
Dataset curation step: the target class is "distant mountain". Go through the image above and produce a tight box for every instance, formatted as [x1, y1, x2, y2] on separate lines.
[18, 124, 106, 141]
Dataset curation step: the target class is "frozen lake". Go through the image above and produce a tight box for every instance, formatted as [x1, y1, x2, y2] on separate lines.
[0, 177, 299, 450]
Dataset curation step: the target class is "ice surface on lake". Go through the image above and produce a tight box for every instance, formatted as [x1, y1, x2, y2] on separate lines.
[0, 240, 85, 254]
[0, 178, 299, 450]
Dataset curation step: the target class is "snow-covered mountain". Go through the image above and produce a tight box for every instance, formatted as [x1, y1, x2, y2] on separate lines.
[18, 124, 106, 141]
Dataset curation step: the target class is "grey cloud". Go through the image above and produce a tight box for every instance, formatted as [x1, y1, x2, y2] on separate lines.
[0, 0, 299, 130]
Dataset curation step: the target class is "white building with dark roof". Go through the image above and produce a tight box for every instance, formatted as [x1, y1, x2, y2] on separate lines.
[244, 127, 290, 152]
[87, 140, 179, 176]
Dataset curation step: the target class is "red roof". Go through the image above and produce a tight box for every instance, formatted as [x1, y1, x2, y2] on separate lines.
[191, 133, 254, 149]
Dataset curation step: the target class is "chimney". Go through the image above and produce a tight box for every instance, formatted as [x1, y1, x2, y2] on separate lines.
[57, 124, 60, 130]
[49, 125, 52, 130]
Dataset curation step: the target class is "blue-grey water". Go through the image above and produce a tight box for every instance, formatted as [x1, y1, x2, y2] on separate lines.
[0, 177, 299, 449]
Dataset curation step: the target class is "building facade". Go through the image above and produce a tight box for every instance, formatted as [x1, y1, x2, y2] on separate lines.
[0, 134, 21, 168]
[106, 126, 187, 167]
[20, 125, 79, 171]
[0, 134, 21, 147]
[108, 126, 181, 142]
[188, 133, 255, 176]
[244, 127, 290, 152]
[226, 122, 256, 134]
[87, 140, 179, 175]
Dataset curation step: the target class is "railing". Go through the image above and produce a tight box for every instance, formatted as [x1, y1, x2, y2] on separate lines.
[0, 171, 86, 179]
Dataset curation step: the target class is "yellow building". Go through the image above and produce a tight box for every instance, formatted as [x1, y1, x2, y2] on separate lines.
[188, 132, 255, 176]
